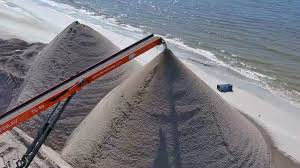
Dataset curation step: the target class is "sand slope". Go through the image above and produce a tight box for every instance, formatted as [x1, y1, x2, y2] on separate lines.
[11, 21, 139, 150]
[0, 38, 44, 78]
[62, 49, 270, 168]
[0, 38, 45, 112]
[0, 71, 22, 113]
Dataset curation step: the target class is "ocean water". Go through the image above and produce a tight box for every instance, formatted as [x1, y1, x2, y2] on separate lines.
[50, 0, 300, 104]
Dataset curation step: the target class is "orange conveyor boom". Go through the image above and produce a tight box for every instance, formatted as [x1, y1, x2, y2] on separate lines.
[0, 34, 163, 135]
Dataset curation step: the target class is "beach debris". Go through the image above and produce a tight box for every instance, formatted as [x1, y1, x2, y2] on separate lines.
[217, 84, 233, 92]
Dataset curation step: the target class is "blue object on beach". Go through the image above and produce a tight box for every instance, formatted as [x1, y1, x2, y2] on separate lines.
[217, 84, 233, 92]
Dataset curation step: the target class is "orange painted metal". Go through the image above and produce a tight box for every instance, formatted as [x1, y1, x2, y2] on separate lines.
[0, 36, 162, 135]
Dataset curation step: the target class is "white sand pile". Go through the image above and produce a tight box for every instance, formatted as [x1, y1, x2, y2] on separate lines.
[10, 21, 140, 150]
[62, 49, 271, 168]
[0, 38, 45, 111]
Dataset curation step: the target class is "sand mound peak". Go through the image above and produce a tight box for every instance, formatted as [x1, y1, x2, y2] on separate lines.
[15, 21, 120, 95]
[10, 22, 139, 150]
[62, 49, 271, 168]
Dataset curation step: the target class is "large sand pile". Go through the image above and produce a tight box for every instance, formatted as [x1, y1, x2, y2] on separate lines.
[62, 49, 271, 168]
[10, 21, 139, 150]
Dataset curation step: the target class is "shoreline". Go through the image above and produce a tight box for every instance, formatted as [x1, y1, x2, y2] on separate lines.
[242, 113, 300, 168]
[183, 60, 300, 162]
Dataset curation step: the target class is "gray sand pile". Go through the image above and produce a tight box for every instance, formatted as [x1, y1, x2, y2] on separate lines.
[62, 49, 271, 168]
[0, 38, 45, 111]
[10, 21, 139, 150]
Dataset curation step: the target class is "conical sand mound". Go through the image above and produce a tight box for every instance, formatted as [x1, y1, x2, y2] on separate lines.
[62, 49, 271, 168]
[11, 21, 139, 150]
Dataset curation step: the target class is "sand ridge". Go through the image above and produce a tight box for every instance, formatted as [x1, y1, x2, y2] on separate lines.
[0, 38, 45, 112]
[62, 49, 271, 168]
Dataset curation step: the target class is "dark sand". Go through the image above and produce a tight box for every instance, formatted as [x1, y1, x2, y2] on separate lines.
[9, 22, 140, 150]
[0, 38, 45, 111]
[62, 49, 271, 168]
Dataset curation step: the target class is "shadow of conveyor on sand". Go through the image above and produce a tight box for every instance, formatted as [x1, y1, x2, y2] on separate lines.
[151, 55, 198, 168]
[153, 129, 170, 168]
